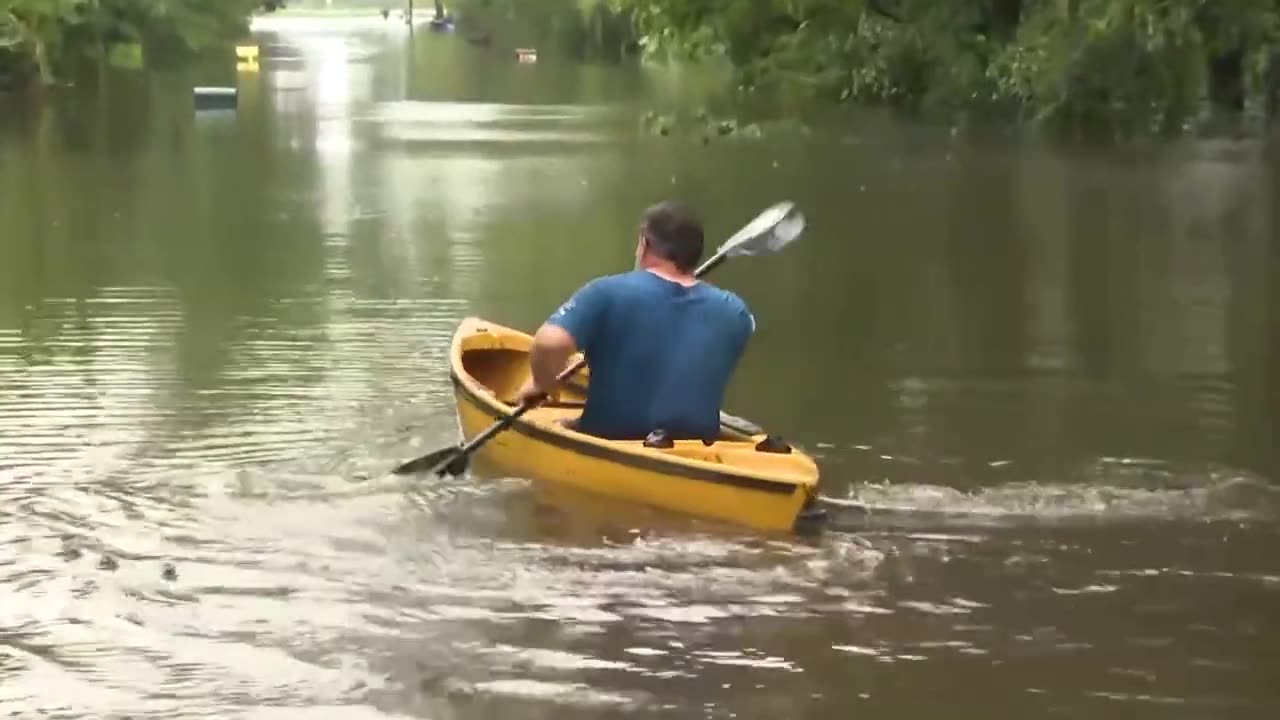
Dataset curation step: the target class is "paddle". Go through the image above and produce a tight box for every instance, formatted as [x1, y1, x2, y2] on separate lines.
[391, 200, 807, 477]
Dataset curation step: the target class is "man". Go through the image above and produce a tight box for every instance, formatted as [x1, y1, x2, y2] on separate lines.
[514, 201, 756, 442]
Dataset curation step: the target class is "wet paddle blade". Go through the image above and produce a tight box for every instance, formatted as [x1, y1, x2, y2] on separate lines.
[718, 201, 805, 258]
[391, 445, 462, 475]
[436, 450, 470, 477]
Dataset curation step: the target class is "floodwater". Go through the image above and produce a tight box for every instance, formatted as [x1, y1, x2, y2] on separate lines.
[2, 16, 1279, 720]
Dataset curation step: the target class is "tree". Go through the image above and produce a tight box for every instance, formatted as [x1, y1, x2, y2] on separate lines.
[619, 0, 1280, 132]
[0, 0, 265, 86]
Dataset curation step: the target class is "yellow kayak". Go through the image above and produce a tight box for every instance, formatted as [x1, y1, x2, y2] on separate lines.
[448, 316, 823, 532]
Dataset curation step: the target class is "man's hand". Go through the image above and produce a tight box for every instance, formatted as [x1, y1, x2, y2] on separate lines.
[514, 378, 556, 407]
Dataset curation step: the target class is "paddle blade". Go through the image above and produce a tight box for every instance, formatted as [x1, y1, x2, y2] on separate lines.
[391, 445, 462, 475]
[718, 201, 805, 258]
[436, 451, 470, 477]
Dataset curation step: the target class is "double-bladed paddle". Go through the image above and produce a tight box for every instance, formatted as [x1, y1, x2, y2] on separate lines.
[391, 200, 807, 477]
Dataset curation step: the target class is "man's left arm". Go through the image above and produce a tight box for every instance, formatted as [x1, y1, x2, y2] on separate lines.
[517, 279, 609, 403]
[527, 325, 577, 397]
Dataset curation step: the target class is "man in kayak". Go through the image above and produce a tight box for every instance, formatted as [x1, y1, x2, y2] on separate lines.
[514, 201, 756, 442]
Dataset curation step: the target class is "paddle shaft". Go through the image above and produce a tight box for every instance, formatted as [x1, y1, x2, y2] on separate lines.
[450, 357, 586, 461]
[444, 244, 737, 468]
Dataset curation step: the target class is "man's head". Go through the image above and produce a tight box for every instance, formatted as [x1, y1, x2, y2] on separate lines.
[635, 201, 704, 274]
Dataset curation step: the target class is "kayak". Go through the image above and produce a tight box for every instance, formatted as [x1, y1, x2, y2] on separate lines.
[448, 316, 823, 532]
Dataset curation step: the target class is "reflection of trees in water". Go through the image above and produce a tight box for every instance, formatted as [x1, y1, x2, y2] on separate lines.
[1261, 141, 1280, 479]
[1157, 142, 1273, 477]
[0, 68, 329, 441]
[1060, 141, 1275, 478]
[943, 148, 1026, 376]
[1217, 142, 1273, 479]
[1068, 178, 1112, 382]
[900, 136, 1278, 479]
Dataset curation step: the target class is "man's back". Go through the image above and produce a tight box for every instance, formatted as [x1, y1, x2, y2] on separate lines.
[547, 269, 754, 441]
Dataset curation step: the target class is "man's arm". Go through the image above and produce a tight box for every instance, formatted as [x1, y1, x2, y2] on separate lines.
[528, 324, 579, 393]
[517, 278, 610, 402]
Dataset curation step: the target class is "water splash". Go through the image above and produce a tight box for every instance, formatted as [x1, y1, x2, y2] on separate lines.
[822, 469, 1279, 528]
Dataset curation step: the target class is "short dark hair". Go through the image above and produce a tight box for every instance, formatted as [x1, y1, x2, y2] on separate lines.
[640, 201, 704, 273]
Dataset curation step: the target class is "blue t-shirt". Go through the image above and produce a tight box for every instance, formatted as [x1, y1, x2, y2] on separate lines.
[546, 269, 755, 441]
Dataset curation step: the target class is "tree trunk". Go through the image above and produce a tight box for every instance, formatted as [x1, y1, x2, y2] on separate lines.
[1266, 137, 1280, 478]
[989, 0, 1023, 39]
[1208, 46, 1245, 114]
[1265, 49, 1280, 121]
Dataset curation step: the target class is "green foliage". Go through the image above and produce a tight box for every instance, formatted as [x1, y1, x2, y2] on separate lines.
[619, 0, 1280, 132]
[452, 0, 637, 61]
[0, 0, 261, 86]
[106, 40, 142, 68]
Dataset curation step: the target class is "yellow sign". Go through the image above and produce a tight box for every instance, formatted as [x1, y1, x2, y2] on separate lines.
[235, 44, 259, 73]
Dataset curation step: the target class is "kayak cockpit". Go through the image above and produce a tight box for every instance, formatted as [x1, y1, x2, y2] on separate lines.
[458, 345, 750, 444]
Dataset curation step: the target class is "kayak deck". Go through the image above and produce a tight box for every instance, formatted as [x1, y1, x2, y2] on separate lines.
[448, 317, 821, 532]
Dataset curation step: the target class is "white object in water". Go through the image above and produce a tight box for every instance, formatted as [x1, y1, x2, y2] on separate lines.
[193, 86, 237, 109]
